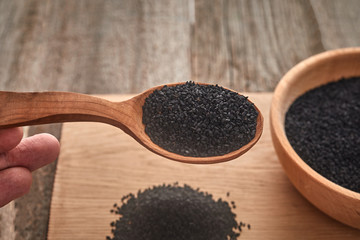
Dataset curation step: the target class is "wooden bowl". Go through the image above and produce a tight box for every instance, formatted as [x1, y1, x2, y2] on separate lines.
[270, 48, 360, 229]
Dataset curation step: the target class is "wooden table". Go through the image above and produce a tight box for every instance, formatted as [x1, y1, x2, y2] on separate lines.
[0, 1, 359, 239]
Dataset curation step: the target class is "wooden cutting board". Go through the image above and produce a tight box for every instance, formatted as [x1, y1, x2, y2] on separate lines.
[47, 93, 360, 240]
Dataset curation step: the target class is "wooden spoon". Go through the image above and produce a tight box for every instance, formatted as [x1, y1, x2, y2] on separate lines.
[0, 82, 263, 164]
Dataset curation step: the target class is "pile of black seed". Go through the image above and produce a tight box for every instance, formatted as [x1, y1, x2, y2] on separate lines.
[142, 82, 258, 157]
[285, 77, 360, 193]
[107, 183, 250, 240]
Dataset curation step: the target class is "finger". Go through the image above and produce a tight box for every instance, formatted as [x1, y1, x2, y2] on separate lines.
[0, 167, 32, 207]
[0, 127, 23, 152]
[3, 133, 60, 172]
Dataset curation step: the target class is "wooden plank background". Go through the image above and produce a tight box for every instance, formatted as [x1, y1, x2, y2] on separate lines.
[0, 0, 359, 239]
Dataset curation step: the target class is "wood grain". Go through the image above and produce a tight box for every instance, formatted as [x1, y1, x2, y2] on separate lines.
[0, 0, 191, 93]
[48, 94, 360, 240]
[0, 0, 360, 239]
[191, 0, 325, 91]
[191, 0, 360, 92]
[311, 0, 360, 50]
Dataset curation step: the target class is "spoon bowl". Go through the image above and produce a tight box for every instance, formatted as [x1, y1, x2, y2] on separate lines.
[0, 82, 263, 164]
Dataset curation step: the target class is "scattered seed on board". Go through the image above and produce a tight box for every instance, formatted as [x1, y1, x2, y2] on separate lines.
[107, 183, 251, 240]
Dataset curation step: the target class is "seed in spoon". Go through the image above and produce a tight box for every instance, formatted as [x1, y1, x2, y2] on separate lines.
[142, 81, 258, 157]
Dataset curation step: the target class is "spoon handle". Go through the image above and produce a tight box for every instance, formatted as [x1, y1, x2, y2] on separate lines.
[0, 91, 125, 129]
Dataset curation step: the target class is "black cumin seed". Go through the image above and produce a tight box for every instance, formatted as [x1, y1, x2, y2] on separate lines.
[142, 81, 258, 157]
[107, 183, 250, 240]
[285, 77, 360, 193]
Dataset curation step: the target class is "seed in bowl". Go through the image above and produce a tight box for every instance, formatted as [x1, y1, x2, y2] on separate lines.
[285, 76, 360, 193]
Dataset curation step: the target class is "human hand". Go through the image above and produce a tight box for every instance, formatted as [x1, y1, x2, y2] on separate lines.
[0, 127, 60, 207]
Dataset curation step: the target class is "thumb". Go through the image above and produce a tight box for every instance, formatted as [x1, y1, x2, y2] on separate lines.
[4, 133, 60, 172]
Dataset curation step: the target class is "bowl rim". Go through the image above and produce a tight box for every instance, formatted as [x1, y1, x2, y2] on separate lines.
[271, 47, 360, 200]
